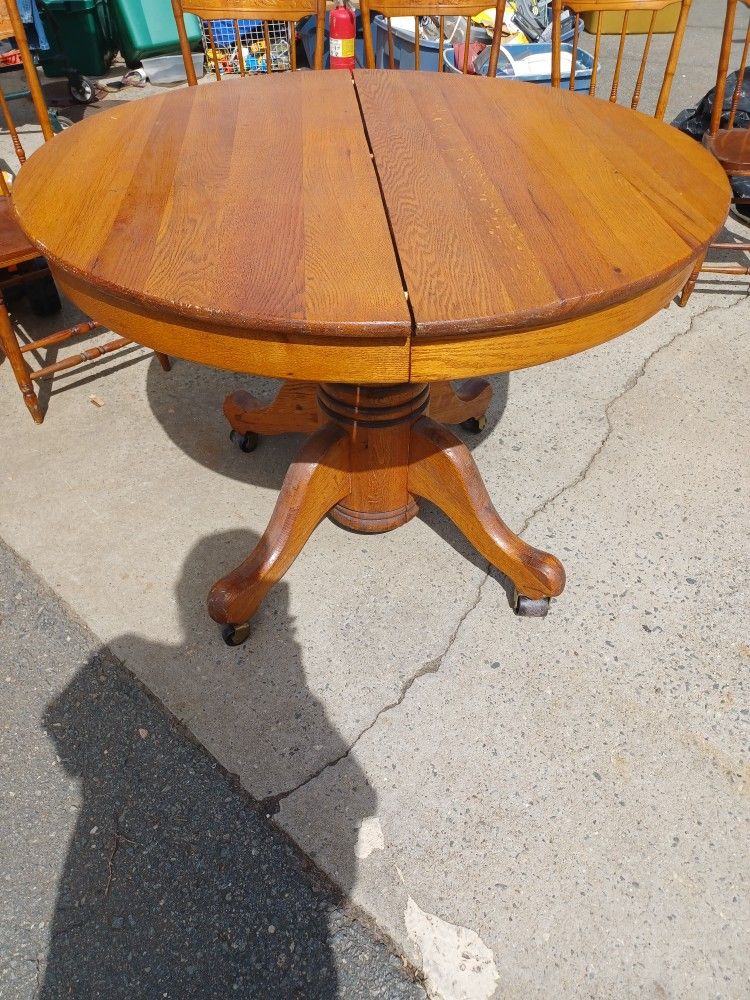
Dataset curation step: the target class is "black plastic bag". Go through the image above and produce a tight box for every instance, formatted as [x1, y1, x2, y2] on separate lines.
[672, 67, 750, 202]
[672, 67, 750, 135]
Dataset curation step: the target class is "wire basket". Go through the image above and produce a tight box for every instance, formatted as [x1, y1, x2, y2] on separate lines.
[202, 19, 292, 74]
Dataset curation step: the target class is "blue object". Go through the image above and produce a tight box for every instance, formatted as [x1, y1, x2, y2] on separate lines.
[17, 0, 49, 50]
[373, 15, 457, 71]
[205, 17, 260, 48]
[443, 42, 595, 90]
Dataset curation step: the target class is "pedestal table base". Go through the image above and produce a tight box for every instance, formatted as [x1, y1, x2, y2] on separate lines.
[209, 382, 566, 646]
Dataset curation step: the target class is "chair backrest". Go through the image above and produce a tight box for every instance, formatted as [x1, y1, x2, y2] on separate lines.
[709, 0, 750, 137]
[0, 0, 53, 196]
[550, 0, 692, 120]
[360, 0, 507, 76]
[170, 0, 326, 81]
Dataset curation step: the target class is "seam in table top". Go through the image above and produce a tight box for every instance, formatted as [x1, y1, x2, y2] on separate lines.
[351, 71, 416, 377]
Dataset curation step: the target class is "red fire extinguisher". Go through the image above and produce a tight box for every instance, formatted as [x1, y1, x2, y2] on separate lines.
[329, 0, 356, 70]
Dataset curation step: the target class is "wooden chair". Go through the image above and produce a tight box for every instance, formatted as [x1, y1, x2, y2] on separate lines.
[551, 0, 692, 120]
[679, 0, 749, 305]
[361, 0, 507, 74]
[0, 0, 169, 423]
[171, 0, 326, 82]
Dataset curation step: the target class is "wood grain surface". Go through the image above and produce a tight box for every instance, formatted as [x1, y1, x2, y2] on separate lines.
[11, 73, 410, 341]
[12, 70, 730, 383]
[354, 70, 730, 339]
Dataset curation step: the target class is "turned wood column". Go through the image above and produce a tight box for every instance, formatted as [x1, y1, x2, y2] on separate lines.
[317, 383, 428, 533]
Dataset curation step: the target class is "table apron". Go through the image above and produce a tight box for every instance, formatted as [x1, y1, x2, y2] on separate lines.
[54, 264, 692, 385]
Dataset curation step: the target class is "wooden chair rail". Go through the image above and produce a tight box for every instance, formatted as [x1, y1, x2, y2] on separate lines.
[183, 0, 319, 14]
[555, 0, 684, 9]
[18, 319, 100, 354]
[28, 335, 129, 380]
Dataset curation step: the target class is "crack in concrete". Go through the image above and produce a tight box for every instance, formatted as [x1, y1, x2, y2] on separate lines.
[273, 295, 747, 805]
[515, 294, 747, 538]
[262, 580, 488, 815]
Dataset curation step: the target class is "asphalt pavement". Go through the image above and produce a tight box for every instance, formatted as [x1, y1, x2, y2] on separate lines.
[0, 539, 426, 999]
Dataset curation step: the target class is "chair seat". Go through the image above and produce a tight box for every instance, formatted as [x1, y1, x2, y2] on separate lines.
[705, 127, 750, 177]
[0, 197, 39, 268]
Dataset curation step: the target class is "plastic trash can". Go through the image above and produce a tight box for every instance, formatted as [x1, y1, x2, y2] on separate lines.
[37, 0, 116, 78]
[443, 42, 596, 90]
[373, 14, 489, 71]
[109, 0, 203, 68]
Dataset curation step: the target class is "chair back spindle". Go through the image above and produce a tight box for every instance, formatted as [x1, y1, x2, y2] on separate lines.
[361, 0, 507, 77]
[708, 0, 750, 137]
[551, 0, 692, 120]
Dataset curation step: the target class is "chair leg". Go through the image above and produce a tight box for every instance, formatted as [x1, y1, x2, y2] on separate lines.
[157, 352, 171, 372]
[0, 296, 43, 423]
[679, 254, 705, 307]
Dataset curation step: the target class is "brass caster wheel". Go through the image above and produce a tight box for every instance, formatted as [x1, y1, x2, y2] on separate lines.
[460, 415, 487, 434]
[514, 593, 550, 618]
[222, 622, 252, 646]
[229, 429, 259, 453]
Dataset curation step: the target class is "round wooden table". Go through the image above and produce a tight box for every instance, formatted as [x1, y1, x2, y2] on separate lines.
[12, 70, 730, 643]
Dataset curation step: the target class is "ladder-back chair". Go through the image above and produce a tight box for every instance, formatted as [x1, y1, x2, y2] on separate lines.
[361, 0, 507, 74]
[0, 0, 169, 424]
[551, 0, 692, 120]
[680, 0, 749, 304]
[171, 0, 326, 81]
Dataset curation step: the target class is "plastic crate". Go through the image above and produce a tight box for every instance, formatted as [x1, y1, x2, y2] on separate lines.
[202, 18, 291, 73]
[443, 41, 595, 90]
[37, 0, 115, 77]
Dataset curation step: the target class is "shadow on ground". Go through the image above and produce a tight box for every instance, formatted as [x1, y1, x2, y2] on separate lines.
[144, 361, 511, 489]
[35, 529, 412, 999]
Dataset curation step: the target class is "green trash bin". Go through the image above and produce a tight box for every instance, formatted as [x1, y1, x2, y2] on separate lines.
[37, 0, 116, 94]
[109, 0, 202, 68]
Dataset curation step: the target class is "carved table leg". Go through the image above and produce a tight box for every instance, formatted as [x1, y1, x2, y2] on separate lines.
[224, 380, 320, 452]
[209, 382, 565, 644]
[408, 416, 565, 612]
[208, 422, 350, 644]
[428, 378, 493, 432]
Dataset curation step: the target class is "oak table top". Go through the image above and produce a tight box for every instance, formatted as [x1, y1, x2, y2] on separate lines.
[10, 69, 732, 643]
[12, 70, 729, 386]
